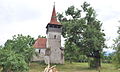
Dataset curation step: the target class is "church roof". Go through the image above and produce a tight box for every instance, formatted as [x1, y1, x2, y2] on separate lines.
[48, 5, 61, 25]
[33, 38, 47, 49]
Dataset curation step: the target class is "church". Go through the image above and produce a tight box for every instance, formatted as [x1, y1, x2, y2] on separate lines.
[32, 5, 64, 64]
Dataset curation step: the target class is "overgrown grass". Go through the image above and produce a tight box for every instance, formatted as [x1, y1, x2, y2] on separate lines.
[29, 62, 119, 72]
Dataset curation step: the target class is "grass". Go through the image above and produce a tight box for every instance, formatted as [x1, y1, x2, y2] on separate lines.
[29, 62, 119, 72]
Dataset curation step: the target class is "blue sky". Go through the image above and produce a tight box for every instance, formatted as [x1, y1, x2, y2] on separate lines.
[0, 0, 120, 53]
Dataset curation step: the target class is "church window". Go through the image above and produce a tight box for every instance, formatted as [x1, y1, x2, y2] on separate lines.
[54, 25, 57, 28]
[58, 26, 61, 28]
[50, 25, 53, 27]
[61, 53, 64, 59]
[39, 49, 41, 53]
[54, 35, 56, 39]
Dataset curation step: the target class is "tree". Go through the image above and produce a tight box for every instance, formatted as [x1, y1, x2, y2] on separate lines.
[81, 2, 106, 68]
[58, 5, 85, 63]
[4, 34, 35, 63]
[113, 27, 120, 68]
[0, 49, 28, 72]
[64, 41, 80, 63]
[0, 34, 35, 72]
[58, 2, 106, 68]
[38, 35, 46, 38]
[101, 52, 113, 63]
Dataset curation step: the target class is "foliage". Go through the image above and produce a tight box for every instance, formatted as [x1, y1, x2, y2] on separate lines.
[81, 2, 106, 58]
[101, 52, 113, 63]
[113, 27, 120, 68]
[0, 34, 35, 72]
[0, 46, 2, 49]
[38, 35, 46, 38]
[58, 2, 106, 68]
[0, 49, 28, 72]
[78, 55, 88, 62]
[64, 41, 80, 62]
[4, 34, 35, 63]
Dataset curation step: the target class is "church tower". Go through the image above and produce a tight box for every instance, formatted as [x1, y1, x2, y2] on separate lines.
[46, 4, 64, 64]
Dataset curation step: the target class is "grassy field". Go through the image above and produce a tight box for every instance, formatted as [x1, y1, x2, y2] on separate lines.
[29, 62, 119, 72]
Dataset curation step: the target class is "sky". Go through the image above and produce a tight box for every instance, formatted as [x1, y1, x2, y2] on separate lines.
[0, 0, 120, 53]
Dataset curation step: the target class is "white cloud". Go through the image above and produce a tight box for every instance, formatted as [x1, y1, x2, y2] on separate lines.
[0, 0, 120, 54]
[103, 18, 119, 47]
[103, 48, 115, 54]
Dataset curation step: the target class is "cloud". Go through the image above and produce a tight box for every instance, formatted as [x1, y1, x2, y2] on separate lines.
[0, 0, 51, 24]
[0, 18, 47, 45]
[0, 0, 120, 51]
[103, 18, 119, 47]
[0, 0, 53, 45]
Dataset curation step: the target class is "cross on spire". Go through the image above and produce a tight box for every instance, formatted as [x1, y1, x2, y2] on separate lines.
[48, 3, 60, 25]
[54, 2, 55, 6]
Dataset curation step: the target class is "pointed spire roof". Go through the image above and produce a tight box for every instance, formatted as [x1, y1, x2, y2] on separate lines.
[49, 4, 60, 25]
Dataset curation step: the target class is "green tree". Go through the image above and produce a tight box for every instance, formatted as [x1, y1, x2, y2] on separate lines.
[0, 49, 28, 72]
[101, 52, 113, 63]
[113, 27, 120, 68]
[4, 34, 35, 63]
[58, 5, 84, 63]
[0, 34, 35, 72]
[38, 35, 46, 38]
[78, 55, 88, 62]
[64, 41, 80, 63]
[58, 2, 106, 68]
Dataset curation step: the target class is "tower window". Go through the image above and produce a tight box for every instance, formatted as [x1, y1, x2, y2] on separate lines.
[39, 49, 41, 53]
[49, 25, 53, 28]
[54, 25, 57, 28]
[54, 35, 56, 39]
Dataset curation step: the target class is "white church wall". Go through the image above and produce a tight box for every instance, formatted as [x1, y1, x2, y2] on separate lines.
[32, 48, 46, 62]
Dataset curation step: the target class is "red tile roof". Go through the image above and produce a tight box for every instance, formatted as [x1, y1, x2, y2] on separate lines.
[33, 38, 47, 48]
[49, 5, 61, 25]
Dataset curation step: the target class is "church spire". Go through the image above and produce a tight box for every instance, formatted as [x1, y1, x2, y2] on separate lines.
[49, 3, 60, 25]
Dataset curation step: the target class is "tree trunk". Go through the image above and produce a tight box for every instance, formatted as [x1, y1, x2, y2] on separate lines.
[94, 57, 101, 68]
[89, 57, 101, 68]
[95, 50, 101, 68]
[89, 50, 101, 69]
[69, 58, 73, 64]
